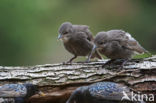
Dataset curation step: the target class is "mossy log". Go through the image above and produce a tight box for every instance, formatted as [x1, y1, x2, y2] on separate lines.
[0, 56, 156, 103]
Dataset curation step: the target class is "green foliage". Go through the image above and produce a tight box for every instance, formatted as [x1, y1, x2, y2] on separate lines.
[134, 53, 152, 59]
[0, 0, 155, 65]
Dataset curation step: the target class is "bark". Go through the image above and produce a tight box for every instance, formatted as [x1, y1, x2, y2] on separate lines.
[0, 56, 156, 103]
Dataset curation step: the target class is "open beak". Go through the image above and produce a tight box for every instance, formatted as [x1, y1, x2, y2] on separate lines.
[38, 91, 46, 96]
[87, 44, 97, 62]
[58, 34, 62, 40]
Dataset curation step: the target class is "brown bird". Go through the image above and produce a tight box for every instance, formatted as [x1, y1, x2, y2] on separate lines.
[58, 22, 102, 63]
[88, 30, 150, 67]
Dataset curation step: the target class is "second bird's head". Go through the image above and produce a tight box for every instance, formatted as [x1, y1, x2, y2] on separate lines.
[93, 32, 108, 50]
[58, 22, 74, 42]
[89, 32, 108, 58]
[23, 84, 45, 98]
[66, 86, 89, 103]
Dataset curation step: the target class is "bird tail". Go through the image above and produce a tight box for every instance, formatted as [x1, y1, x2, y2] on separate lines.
[133, 43, 152, 57]
[142, 48, 152, 57]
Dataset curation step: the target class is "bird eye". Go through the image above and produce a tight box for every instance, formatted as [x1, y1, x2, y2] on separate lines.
[99, 42, 104, 45]
[63, 32, 68, 35]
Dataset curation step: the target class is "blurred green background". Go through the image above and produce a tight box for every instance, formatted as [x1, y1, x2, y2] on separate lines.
[0, 0, 155, 66]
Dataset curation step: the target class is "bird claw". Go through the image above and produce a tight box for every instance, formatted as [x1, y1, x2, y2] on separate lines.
[102, 64, 109, 68]
[117, 65, 124, 69]
[102, 59, 115, 68]
[102, 59, 128, 69]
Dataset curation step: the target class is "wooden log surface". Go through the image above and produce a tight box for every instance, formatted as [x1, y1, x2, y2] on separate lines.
[0, 56, 156, 103]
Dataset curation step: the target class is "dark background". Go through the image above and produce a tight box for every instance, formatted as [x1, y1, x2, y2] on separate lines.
[0, 0, 155, 66]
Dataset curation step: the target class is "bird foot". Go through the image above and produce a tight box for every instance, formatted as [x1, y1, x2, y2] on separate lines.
[119, 59, 129, 69]
[102, 59, 116, 68]
[63, 56, 77, 65]
[116, 65, 124, 69]
[102, 59, 128, 69]
[102, 63, 111, 68]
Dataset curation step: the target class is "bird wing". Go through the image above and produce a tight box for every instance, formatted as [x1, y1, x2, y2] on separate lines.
[74, 31, 93, 42]
[74, 32, 102, 59]
[73, 32, 94, 50]
[89, 82, 130, 101]
[107, 30, 147, 54]
[0, 84, 27, 97]
[73, 25, 93, 41]
[122, 39, 148, 54]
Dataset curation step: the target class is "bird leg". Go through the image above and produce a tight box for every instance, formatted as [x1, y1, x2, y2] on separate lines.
[102, 59, 116, 68]
[64, 55, 77, 64]
[117, 59, 129, 69]
[86, 55, 91, 63]
[102, 59, 129, 69]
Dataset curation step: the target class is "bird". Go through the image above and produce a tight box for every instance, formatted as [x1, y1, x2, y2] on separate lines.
[0, 83, 45, 103]
[88, 30, 150, 67]
[66, 82, 145, 103]
[58, 22, 102, 63]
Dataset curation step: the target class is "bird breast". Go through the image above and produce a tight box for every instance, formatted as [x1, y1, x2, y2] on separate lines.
[63, 40, 92, 56]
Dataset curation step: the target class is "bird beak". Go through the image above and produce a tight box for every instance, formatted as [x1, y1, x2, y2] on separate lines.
[58, 34, 62, 40]
[87, 44, 97, 62]
[38, 91, 46, 96]
[90, 44, 97, 56]
[92, 44, 97, 52]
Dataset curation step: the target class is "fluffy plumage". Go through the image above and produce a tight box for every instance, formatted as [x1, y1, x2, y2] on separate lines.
[66, 82, 144, 103]
[94, 30, 148, 59]
[88, 30, 149, 67]
[0, 83, 40, 103]
[58, 22, 102, 63]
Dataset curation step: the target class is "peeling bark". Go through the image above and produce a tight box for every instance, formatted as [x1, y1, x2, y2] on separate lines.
[0, 56, 156, 103]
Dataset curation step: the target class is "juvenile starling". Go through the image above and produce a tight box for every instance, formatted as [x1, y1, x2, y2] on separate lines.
[58, 22, 102, 63]
[66, 82, 145, 103]
[0, 83, 44, 103]
[88, 30, 149, 67]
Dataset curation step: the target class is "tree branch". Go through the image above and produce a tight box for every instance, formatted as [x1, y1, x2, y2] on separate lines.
[0, 56, 156, 103]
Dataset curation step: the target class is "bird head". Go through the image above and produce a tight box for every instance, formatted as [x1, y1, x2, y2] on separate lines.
[88, 32, 108, 61]
[66, 86, 88, 103]
[94, 32, 108, 50]
[58, 22, 74, 42]
[23, 84, 45, 98]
